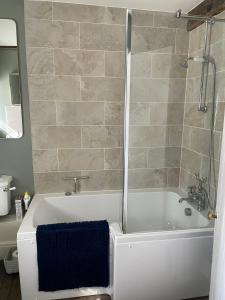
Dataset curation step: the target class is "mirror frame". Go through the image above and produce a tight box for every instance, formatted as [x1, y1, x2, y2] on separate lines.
[0, 18, 24, 140]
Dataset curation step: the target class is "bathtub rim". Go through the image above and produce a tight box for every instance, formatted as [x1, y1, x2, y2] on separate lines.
[17, 189, 214, 242]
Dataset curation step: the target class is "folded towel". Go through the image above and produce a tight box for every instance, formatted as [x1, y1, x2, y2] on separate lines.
[36, 220, 109, 292]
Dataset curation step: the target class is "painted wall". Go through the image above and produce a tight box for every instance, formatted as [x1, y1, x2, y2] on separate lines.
[0, 0, 34, 204]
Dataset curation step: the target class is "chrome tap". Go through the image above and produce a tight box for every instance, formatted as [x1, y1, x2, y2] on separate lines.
[64, 176, 90, 194]
[179, 173, 208, 211]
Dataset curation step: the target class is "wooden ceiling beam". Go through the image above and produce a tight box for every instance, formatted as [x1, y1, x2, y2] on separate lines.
[187, 0, 225, 31]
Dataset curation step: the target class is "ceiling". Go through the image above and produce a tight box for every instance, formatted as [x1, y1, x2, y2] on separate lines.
[52, 0, 203, 12]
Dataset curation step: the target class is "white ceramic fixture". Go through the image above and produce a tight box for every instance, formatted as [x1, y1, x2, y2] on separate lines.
[0, 175, 13, 216]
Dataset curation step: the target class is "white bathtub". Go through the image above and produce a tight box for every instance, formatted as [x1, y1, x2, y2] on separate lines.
[17, 191, 213, 300]
[0, 215, 21, 259]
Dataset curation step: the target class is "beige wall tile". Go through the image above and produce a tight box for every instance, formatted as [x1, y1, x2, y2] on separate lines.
[105, 51, 125, 77]
[201, 156, 220, 186]
[179, 168, 196, 191]
[129, 126, 167, 147]
[132, 27, 176, 54]
[104, 148, 123, 170]
[34, 172, 61, 193]
[211, 40, 225, 72]
[215, 102, 225, 131]
[185, 78, 201, 102]
[184, 103, 207, 128]
[81, 77, 123, 101]
[154, 12, 187, 29]
[32, 125, 81, 150]
[25, 4, 190, 193]
[26, 19, 79, 49]
[130, 103, 150, 125]
[28, 75, 80, 101]
[148, 147, 181, 168]
[81, 170, 123, 191]
[32, 126, 58, 150]
[132, 10, 154, 26]
[104, 7, 126, 25]
[128, 168, 167, 189]
[175, 29, 189, 55]
[180, 148, 201, 175]
[105, 102, 123, 125]
[188, 25, 205, 54]
[33, 150, 58, 173]
[80, 23, 124, 51]
[34, 171, 82, 193]
[54, 49, 104, 76]
[58, 149, 104, 171]
[167, 126, 183, 147]
[25, 1, 52, 20]
[129, 148, 148, 169]
[56, 102, 104, 125]
[131, 78, 186, 102]
[167, 168, 180, 187]
[185, 126, 221, 160]
[131, 52, 152, 77]
[150, 103, 184, 125]
[82, 126, 122, 148]
[216, 72, 225, 102]
[30, 101, 56, 125]
[27, 48, 54, 75]
[57, 126, 81, 148]
[151, 54, 187, 78]
[53, 3, 105, 23]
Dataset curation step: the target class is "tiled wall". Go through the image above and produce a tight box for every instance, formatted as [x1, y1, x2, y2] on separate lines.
[25, 1, 189, 193]
[180, 11, 225, 197]
[25, 1, 125, 193]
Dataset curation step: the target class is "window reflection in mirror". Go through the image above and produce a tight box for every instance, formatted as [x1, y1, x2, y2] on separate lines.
[0, 19, 23, 139]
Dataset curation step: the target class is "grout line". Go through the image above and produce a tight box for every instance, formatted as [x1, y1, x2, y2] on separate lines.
[78, 21, 81, 50]
[56, 148, 60, 171]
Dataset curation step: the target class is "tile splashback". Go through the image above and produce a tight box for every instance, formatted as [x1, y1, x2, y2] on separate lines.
[25, 1, 188, 193]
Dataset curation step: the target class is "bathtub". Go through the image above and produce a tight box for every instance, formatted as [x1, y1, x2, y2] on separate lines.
[17, 190, 213, 300]
[0, 215, 21, 259]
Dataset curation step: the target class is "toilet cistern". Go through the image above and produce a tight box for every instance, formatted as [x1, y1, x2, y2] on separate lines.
[0, 175, 16, 216]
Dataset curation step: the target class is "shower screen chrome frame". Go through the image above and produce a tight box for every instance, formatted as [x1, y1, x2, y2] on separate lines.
[122, 9, 132, 233]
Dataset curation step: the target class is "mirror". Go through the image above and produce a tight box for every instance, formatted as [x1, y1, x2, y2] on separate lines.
[0, 19, 23, 139]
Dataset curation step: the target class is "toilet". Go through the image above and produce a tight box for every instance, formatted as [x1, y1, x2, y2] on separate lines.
[0, 176, 13, 216]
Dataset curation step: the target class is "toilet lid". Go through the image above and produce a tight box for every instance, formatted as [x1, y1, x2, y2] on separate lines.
[0, 175, 12, 188]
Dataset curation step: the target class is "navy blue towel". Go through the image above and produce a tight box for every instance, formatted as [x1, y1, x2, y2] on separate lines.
[36, 220, 110, 292]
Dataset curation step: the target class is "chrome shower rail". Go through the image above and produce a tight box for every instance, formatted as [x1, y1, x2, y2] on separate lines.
[176, 9, 225, 23]
[122, 9, 132, 234]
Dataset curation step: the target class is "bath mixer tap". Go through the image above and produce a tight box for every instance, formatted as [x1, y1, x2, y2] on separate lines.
[64, 176, 90, 193]
[179, 173, 208, 211]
